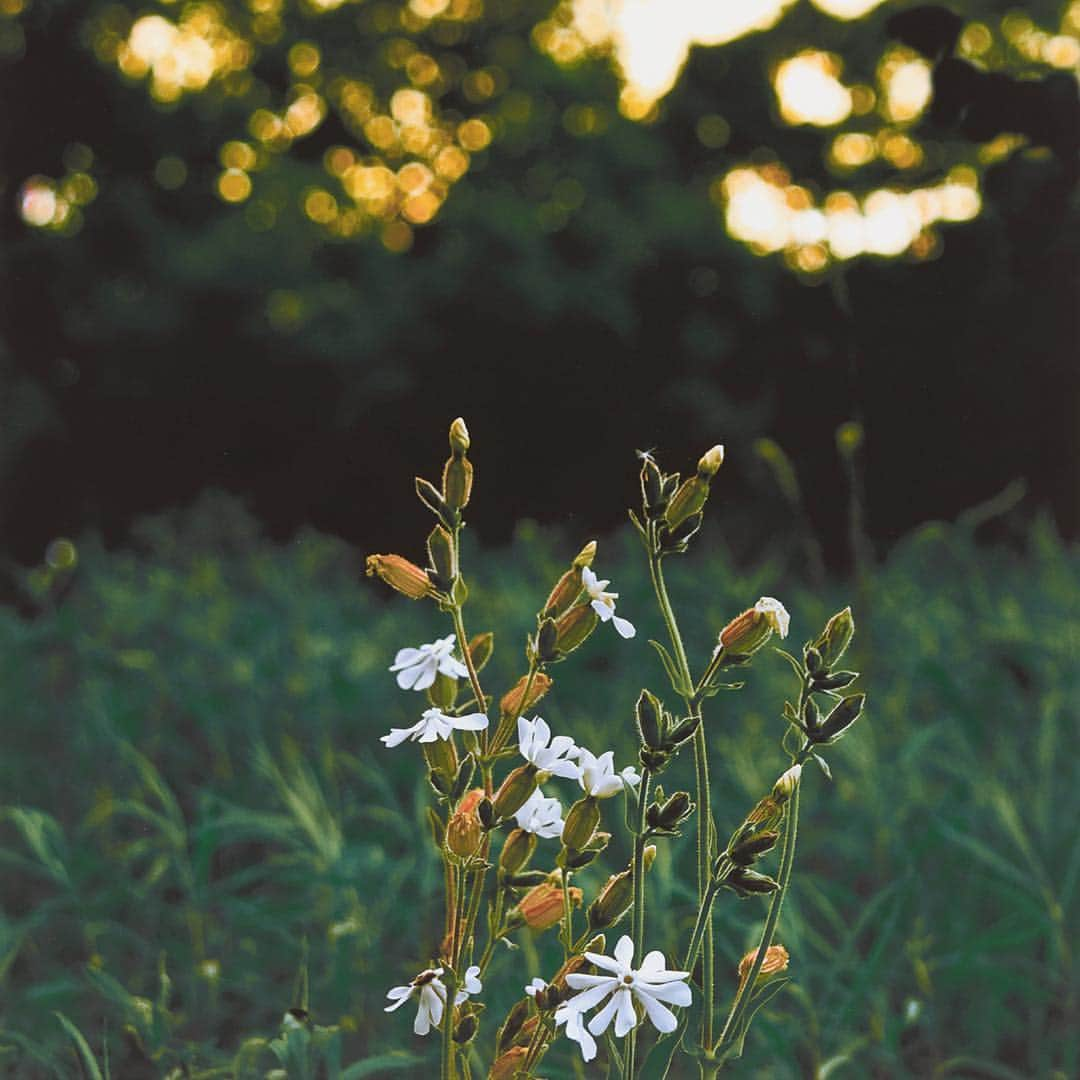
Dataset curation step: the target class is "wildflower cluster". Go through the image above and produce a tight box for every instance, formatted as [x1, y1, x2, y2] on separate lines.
[368, 420, 867, 1077]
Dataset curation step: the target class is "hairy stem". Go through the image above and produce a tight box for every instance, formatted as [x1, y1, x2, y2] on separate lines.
[626, 767, 653, 1078]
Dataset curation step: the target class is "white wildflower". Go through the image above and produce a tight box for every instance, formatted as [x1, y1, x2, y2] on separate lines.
[754, 597, 790, 639]
[524, 977, 547, 998]
[514, 788, 565, 839]
[380, 707, 488, 748]
[581, 567, 636, 639]
[574, 748, 641, 798]
[389, 634, 469, 691]
[517, 715, 582, 780]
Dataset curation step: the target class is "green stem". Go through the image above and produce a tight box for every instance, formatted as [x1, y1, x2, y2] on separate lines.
[682, 878, 722, 975]
[441, 973, 457, 1080]
[561, 869, 574, 955]
[715, 779, 801, 1058]
[647, 546, 714, 1053]
[626, 768, 653, 1078]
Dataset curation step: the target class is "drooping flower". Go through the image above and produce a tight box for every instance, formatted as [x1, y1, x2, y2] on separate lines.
[524, 977, 547, 998]
[384, 965, 482, 1037]
[737, 944, 790, 991]
[573, 748, 641, 798]
[380, 707, 488, 747]
[389, 634, 469, 691]
[753, 596, 790, 638]
[554, 935, 691, 1059]
[580, 567, 636, 639]
[514, 788, 565, 839]
[517, 715, 582, 780]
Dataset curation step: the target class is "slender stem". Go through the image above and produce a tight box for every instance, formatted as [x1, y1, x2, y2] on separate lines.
[626, 767, 653, 1078]
[490, 660, 539, 756]
[561, 869, 574, 955]
[445, 858, 459, 959]
[715, 779, 802, 1056]
[450, 603, 487, 746]
[682, 878, 722, 975]
[477, 884, 506, 975]
[441, 975, 456, 1080]
[648, 546, 714, 1051]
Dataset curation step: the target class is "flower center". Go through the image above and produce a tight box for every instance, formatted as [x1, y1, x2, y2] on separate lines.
[623, 974, 634, 985]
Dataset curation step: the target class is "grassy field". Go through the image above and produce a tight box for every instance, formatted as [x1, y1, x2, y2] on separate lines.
[1, 493, 1077, 1078]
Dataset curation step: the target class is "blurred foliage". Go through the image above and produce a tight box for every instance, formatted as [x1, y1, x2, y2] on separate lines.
[0, 491, 1077, 1076]
[0, 0, 1076, 561]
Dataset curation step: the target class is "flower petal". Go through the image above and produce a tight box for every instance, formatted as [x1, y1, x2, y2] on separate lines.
[635, 986, 678, 1032]
[380, 725, 420, 748]
[563, 973, 619, 989]
[413, 1003, 431, 1036]
[612, 615, 637, 639]
[390, 648, 424, 670]
[396, 662, 429, 690]
[591, 598, 613, 621]
[613, 935, 635, 968]
[592, 775, 625, 799]
[411, 664, 438, 691]
[614, 986, 638, 1037]
[384, 985, 414, 1011]
[584, 950, 623, 975]
[463, 966, 482, 994]
[451, 712, 490, 731]
[562, 980, 618, 1014]
[637, 979, 692, 1006]
[586, 990, 622, 1037]
[546, 759, 584, 781]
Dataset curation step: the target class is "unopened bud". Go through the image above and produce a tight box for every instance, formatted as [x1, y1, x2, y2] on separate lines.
[572, 540, 597, 569]
[518, 878, 581, 931]
[426, 526, 456, 588]
[499, 827, 537, 874]
[588, 868, 632, 930]
[639, 455, 667, 519]
[813, 606, 855, 670]
[816, 693, 865, 743]
[477, 797, 496, 829]
[489, 1046, 529, 1079]
[493, 764, 539, 819]
[697, 444, 725, 477]
[500, 672, 553, 720]
[365, 554, 435, 600]
[729, 828, 780, 865]
[664, 476, 710, 531]
[449, 417, 470, 455]
[428, 672, 458, 711]
[468, 632, 494, 672]
[443, 454, 473, 512]
[655, 791, 693, 831]
[729, 867, 780, 895]
[811, 670, 858, 691]
[635, 689, 665, 749]
[496, 1001, 529, 1053]
[562, 795, 600, 850]
[737, 944, 789, 990]
[446, 788, 485, 858]
[772, 764, 802, 803]
[453, 1011, 478, 1044]
[553, 604, 599, 654]
[423, 737, 458, 780]
[535, 618, 560, 662]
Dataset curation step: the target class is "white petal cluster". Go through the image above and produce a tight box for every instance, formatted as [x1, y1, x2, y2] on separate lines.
[384, 965, 482, 1037]
[389, 634, 469, 691]
[524, 977, 547, 997]
[574, 748, 641, 799]
[514, 788, 565, 839]
[554, 936, 692, 1062]
[380, 707, 488, 748]
[754, 597, 790, 639]
[517, 716, 582, 780]
[581, 567, 636, 639]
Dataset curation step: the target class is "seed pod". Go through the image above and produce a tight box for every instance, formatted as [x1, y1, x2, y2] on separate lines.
[719, 607, 772, 656]
[542, 541, 596, 619]
[588, 868, 632, 930]
[496, 1001, 529, 1054]
[500, 672, 553, 719]
[453, 1011, 478, 1044]
[562, 795, 600, 851]
[553, 604, 599, 654]
[655, 791, 693, 831]
[728, 828, 780, 865]
[490, 1046, 529, 1079]
[639, 455, 667, 519]
[426, 525, 456, 588]
[535, 618, 560, 663]
[493, 764, 539, 819]
[635, 689, 665, 749]
[423, 736, 458, 781]
[728, 867, 780, 896]
[664, 446, 723, 530]
[518, 880, 581, 931]
[428, 672, 458, 711]
[737, 944, 790, 990]
[811, 670, 858, 691]
[499, 827, 537, 874]
[816, 693, 865, 743]
[446, 788, 485, 858]
[443, 454, 473, 512]
[365, 554, 435, 600]
[468, 632, 494, 672]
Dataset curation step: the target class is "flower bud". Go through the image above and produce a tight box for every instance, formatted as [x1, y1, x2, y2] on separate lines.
[518, 879, 581, 931]
[728, 828, 780, 865]
[635, 689, 665, 749]
[719, 597, 790, 657]
[468, 632, 494, 672]
[423, 736, 458, 780]
[493, 764, 539, 819]
[365, 554, 435, 600]
[737, 944, 790, 990]
[446, 788, 485, 858]
[811, 670, 858, 691]
[745, 795, 782, 830]
[428, 672, 458, 711]
[639, 455, 667, 519]
[426, 525, 456, 588]
[496, 1000, 529, 1053]
[728, 867, 780, 895]
[813, 606, 855, 670]
[535, 618, 559, 663]
[449, 416, 470, 455]
[499, 827, 537, 874]
[816, 693, 865, 743]
[697, 444, 725, 477]
[551, 950, 593, 994]
[453, 1011, 478, 1044]
[553, 604, 599, 654]
[588, 868, 632, 930]
[655, 791, 693, 831]
[562, 795, 599, 851]
[489, 1046, 529, 1079]
[443, 454, 473, 512]
[500, 672, 552, 720]
[664, 477, 709, 531]
[772, 764, 802, 803]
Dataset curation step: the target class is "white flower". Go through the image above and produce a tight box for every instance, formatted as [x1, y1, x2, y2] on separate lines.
[514, 789, 565, 839]
[389, 634, 469, 691]
[555, 935, 691, 1059]
[384, 965, 482, 1037]
[754, 597, 790, 639]
[524, 977, 547, 997]
[581, 567, 636, 639]
[380, 707, 488, 748]
[574, 748, 641, 798]
[517, 715, 582, 780]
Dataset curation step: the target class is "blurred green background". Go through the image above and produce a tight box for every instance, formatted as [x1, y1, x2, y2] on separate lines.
[1, 0, 1078, 1076]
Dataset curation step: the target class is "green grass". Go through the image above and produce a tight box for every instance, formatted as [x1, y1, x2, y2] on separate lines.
[1, 492, 1077, 1077]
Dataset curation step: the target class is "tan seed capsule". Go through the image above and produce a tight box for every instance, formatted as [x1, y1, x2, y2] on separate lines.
[553, 604, 599, 653]
[492, 763, 539, 819]
[518, 879, 581, 931]
[446, 788, 485, 857]
[365, 554, 435, 599]
[489, 1046, 529, 1079]
[500, 672, 553, 720]
[737, 943, 790, 990]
